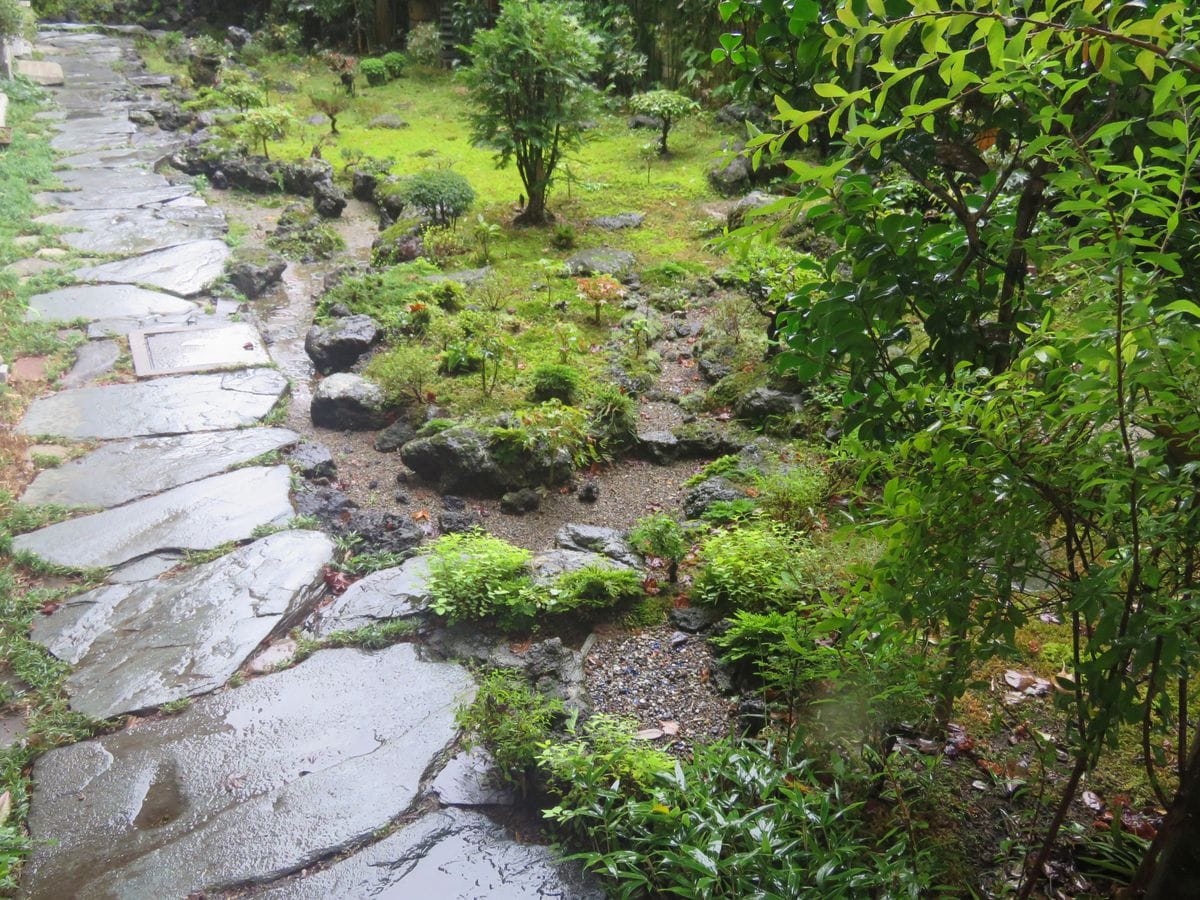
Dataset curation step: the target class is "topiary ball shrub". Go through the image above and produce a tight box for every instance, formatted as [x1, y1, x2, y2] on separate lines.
[382, 51, 408, 78]
[360, 58, 388, 86]
[392, 169, 476, 228]
[529, 363, 581, 404]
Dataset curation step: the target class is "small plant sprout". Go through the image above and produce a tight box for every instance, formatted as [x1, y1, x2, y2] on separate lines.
[576, 275, 626, 326]
[473, 214, 501, 264]
[628, 89, 700, 155]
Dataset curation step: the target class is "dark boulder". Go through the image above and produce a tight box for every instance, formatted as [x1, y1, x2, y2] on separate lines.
[294, 484, 357, 524]
[565, 247, 636, 279]
[628, 114, 663, 130]
[734, 387, 804, 424]
[225, 248, 286, 298]
[683, 476, 749, 519]
[290, 441, 337, 480]
[374, 419, 417, 453]
[305, 315, 380, 374]
[500, 488, 541, 515]
[312, 179, 348, 219]
[226, 26, 253, 48]
[401, 424, 572, 496]
[673, 422, 745, 458]
[340, 510, 424, 555]
[634, 429, 679, 465]
[708, 153, 754, 197]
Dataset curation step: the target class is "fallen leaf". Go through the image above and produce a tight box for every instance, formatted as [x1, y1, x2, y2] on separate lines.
[1082, 790, 1104, 812]
[40, 600, 61, 615]
[412, 509, 430, 522]
[634, 728, 664, 741]
[0, 791, 10, 826]
[660, 721, 680, 735]
[1005, 670, 1036, 691]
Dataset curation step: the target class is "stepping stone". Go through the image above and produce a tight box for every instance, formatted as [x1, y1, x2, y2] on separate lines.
[37, 206, 227, 256]
[18, 368, 288, 440]
[58, 338, 118, 388]
[11, 465, 293, 569]
[74, 239, 230, 297]
[31, 530, 335, 719]
[23, 645, 474, 898]
[260, 809, 600, 900]
[129, 323, 271, 377]
[15, 59, 65, 86]
[22, 428, 299, 509]
[38, 183, 195, 211]
[308, 555, 431, 637]
[25, 283, 198, 335]
[429, 748, 516, 807]
[49, 116, 136, 152]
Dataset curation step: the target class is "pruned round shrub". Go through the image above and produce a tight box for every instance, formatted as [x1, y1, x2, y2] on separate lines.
[389, 169, 476, 228]
[360, 58, 388, 86]
[529, 363, 581, 404]
[382, 51, 408, 78]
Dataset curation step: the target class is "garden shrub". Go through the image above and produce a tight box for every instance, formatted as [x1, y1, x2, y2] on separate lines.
[406, 21, 444, 67]
[381, 51, 408, 78]
[316, 261, 443, 324]
[710, 609, 838, 698]
[683, 453, 761, 488]
[627, 513, 687, 582]
[387, 169, 476, 227]
[547, 565, 643, 613]
[456, 669, 562, 795]
[425, 530, 535, 623]
[539, 714, 672, 809]
[628, 89, 699, 154]
[700, 498, 759, 525]
[360, 58, 388, 86]
[529, 363, 581, 404]
[364, 344, 436, 406]
[758, 466, 831, 531]
[692, 523, 814, 610]
[586, 383, 637, 451]
[491, 401, 599, 469]
[550, 223, 577, 249]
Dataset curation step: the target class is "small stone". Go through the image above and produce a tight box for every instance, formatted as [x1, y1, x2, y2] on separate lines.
[369, 113, 409, 129]
[311, 374, 389, 431]
[577, 481, 600, 503]
[374, 420, 416, 453]
[290, 442, 337, 480]
[668, 607, 718, 633]
[670, 632, 689, 649]
[500, 488, 541, 515]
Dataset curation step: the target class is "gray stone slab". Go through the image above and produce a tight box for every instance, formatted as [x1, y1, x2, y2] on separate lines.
[31, 531, 335, 718]
[23, 645, 474, 898]
[39, 182, 194, 211]
[130, 322, 271, 377]
[50, 116, 136, 152]
[22, 428, 299, 508]
[260, 808, 601, 900]
[11, 465, 293, 569]
[16, 59, 64, 85]
[38, 205, 225, 256]
[309, 555, 431, 637]
[74, 239, 230, 297]
[56, 145, 170, 169]
[18, 368, 288, 440]
[25, 283, 197, 327]
[59, 338, 118, 388]
[429, 748, 516, 807]
[109, 553, 182, 583]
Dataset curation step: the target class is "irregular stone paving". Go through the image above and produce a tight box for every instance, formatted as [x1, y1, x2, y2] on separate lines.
[13, 465, 294, 569]
[18, 368, 288, 439]
[258, 808, 603, 900]
[21, 428, 299, 508]
[15, 28, 595, 900]
[23, 645, 475, 898]
[31, 530, 335, 718]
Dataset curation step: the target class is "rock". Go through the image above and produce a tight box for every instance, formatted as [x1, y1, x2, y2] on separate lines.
[734, 387, 804, 423]
[500, 488, 541, 515]
[309, 556, 431, 637]
[226, 25, 253, 48]
[708, 153, 754, 197]
[373, 419, 416, 453]
[311, 179, 348, 219]
[59, 339, 119, 389]
[590, 212, 644, 230]
[727, 191, 779, 229]
[438, 507, 481, 534]
[18, 369, 288, 440]
[21, 428, 299, 509]
[304, 315, 380, 374]
[23, 645, 474, 898]
[628, 113, 663, 130]
[565, 247, 636, 279]
[673, 422, 745, 458]
[428, 748, 516, 807]
[371, 226, 422, 264]
[13, 466, 294, 570]
[715, 103, 770, 129]
[294, 484, 357, 523]
[635, 429, 679, 464]
[338, 510, 424, 555]
[74, 239, 231, 297]
[257, 808, 599, 899]
[32, 531, 334, 719]
[368, 113, 409, 129]
[15, 60, 65, 86]
[225, 247, 286, 298]
[554, 523, 641, 568]
[529, 549, 626, 586]
[401, 424, 571, 497]
[577, 480, 600, 502]
[311, 373, 389, 430]
[39, 204, 228, 256]
[289, 441, 336, 479]
[697, 344, 736, 383]
[669, 606, 721, 633]
[25, 284, 197, 336]
[148, 102, 195, 131]
[683, 476, 749, 519]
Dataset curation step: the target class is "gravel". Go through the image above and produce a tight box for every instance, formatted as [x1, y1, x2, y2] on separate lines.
[584, 624, 736, 755]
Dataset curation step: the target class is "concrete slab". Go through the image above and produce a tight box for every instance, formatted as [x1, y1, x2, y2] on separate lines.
[18, 368, 289, 440]
[22, 428, 299, 508]
[129, 323, 271, 377]
[11, 465, 294, 569]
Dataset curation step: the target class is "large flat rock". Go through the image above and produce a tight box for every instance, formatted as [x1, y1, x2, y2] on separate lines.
[260, 808, 601, 899]
[11, 465, 293, 569]
[49, 115, 136, 152]
[18, 368, 288, 439]
[23, 645, 474, 898]
[130, 322, 271, 376]
[25, 283, 197, 327]
[74, 239, 231, 297]
[38, 205, 225, 255]
[22, 428, 299, 508]
[16, 59, 65, 85]
[31, 531, 335, 719]
[308, 555, 431, 637]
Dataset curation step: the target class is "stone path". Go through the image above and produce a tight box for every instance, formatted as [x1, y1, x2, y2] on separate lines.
[11, 28, 596, 899]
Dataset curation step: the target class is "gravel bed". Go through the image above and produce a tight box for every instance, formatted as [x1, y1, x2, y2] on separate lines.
[584, 624, 736, 756]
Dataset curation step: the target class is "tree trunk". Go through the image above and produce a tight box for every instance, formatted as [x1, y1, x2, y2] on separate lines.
[659, 118, 670, 155]
[1132, 722, 1200, 897]
[375, 0, 394, 47]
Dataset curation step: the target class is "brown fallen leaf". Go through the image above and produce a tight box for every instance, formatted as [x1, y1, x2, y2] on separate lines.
[1004, 670, 1036, 691]
[634, 728, 664, 741]
[660, 721, 680, 736]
